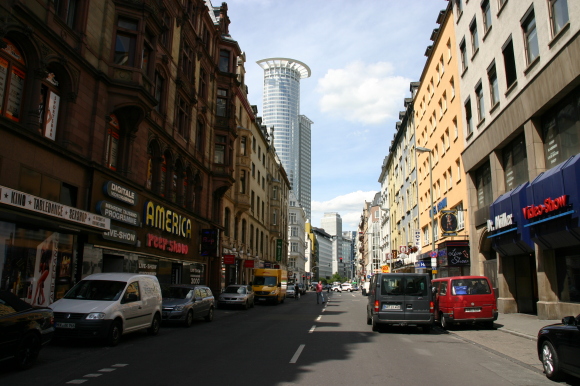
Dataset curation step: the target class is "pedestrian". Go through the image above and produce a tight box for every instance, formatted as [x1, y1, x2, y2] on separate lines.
[316, 281, 325, 304]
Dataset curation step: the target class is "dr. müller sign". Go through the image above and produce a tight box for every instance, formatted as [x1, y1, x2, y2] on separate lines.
[104, 181, 136, 206]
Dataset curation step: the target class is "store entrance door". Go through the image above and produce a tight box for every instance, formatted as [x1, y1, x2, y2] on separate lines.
[513, 254, 538, 315]
[103, 254, 124, 272]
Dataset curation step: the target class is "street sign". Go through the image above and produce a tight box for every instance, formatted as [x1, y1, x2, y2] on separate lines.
[414, 229, 421, 247]
[381, 265, 390, 273]
[430, 250, 438, 258]
[399, 245, 408, 254]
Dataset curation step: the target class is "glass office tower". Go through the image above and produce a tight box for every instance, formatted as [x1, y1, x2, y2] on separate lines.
[257, 58, 312, 219]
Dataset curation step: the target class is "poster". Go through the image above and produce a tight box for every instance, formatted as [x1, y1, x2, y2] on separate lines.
[6, 66, 25, 122]
[0, 57, 8, 114]
[43, 91, 60, 140]
[31, 232, 59, 307]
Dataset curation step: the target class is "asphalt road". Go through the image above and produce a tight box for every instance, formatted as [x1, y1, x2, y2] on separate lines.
[0, 291, 570, 386]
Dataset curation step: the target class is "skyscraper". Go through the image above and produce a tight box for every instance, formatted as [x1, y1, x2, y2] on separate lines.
[257, 58, 312, 219]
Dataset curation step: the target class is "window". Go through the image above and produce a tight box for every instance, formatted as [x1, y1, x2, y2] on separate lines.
[105, 114, 120, 171]
[216, 89, 227, 117]
[114, 17, 138, 67]
[456, 158, 462, 181]
[214, 135, 226, 164]
[455, 0, 463, 17]
[447, 39, 452, 61]
[181, 41, 195, 80]
[159, 14, 172, 49]
[291, 226, 298, 237]
[448, 167, 452, 188]
[198, 68, 207, 99]
[456, 203, 465, 230]
[251, 162, 255, 178]
[195, 120, 204, 153]
[542, 86, 580, 167]
[54, 0, 79, 29]
[475, 162, 493, 209]
[460, 40, 468, 72]
[482, 0, 492, 34]
[475, 82, 485, 122]
[450, 77, 455, 99]
[239, 170, 246, 194]
[502, 38, 517, 88]
[464, 98, 473, 136]
[549, 0, 569, 36]
[556, 250, 580, 303]
[423, 226, 430, 246]
[0, 39, 27, 123]
[219, 49, 230, 72]
[503, 133, 528, 190]
[522, 9, 539, 65]
[487, 63, 499, 107]
[154, 71, 165, 112]
[453, 117, 458, 139]
[470, 19, 479, 55]
[176, 95, 189, 138]
[289, 212, 296, 224]
[240, 136, 247, 156]
[272, 209, 278, 225]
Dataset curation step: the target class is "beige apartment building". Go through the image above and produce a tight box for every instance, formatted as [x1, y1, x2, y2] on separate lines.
[415, 4, 471, 277]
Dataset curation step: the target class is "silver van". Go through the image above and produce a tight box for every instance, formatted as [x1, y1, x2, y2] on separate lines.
[366, 273, 434, 333]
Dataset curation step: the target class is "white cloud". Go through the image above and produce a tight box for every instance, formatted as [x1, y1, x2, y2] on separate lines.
[311, 190, 378, 230]
[317, 61, 411, 125]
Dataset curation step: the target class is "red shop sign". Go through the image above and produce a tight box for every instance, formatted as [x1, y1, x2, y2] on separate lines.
[522, 195, 568, 220]
[223, 254, 236, 264]
[244, 259, 255, 268]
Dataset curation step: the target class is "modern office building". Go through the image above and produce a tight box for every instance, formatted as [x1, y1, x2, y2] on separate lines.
[321, 212, 343, 275]
[257, 58, 312, 219]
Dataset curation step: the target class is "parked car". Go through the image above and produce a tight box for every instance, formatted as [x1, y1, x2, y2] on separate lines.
[217, 285, 254, 310]
[51, 273, 162, 347]
[366, 273, 434, 333]
[162, 284, 215, 326]
[431, 276, 497, 330]
[287, 285, 300, 299]
[0, 290, 54, 370]
[537, 314, 580, 381]
[331, 285, 342, 292]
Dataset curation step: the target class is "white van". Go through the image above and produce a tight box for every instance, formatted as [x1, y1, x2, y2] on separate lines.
[50, 273, 162, 346]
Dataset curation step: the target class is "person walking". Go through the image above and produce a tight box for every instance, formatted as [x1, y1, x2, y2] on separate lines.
[315, 281, 325, 304]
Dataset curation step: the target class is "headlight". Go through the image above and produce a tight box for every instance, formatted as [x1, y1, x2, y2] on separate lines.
[270, 290, 277, 294]
[86, 312, 105, 320]
[174, 305, 185, 311]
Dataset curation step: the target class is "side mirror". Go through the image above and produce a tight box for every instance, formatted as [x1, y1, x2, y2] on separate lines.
[432, 287, 438, 294]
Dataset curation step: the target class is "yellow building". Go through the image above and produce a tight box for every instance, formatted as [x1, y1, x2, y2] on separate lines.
[414, 4, 470, 277]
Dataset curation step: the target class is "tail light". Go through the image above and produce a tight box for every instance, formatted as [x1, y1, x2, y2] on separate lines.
[374, 300, 379, 313]
[429, 301, 434, 313]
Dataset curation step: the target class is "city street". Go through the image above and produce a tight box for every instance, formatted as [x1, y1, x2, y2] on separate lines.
[2, 291, 577, 386]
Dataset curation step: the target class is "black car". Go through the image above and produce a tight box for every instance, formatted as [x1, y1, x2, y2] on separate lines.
[537, 314, 580, 381]
[0, 290, 54, 370]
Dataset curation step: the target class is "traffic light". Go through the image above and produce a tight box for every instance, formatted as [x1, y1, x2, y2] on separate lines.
[340, 257, 343, 263]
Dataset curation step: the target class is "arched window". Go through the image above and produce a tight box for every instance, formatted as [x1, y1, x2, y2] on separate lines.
[0, 38, 27, 123]
[105, 114, 120, 170]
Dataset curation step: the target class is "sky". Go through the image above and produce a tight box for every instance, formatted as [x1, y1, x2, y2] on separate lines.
[224, 0, 448, 230]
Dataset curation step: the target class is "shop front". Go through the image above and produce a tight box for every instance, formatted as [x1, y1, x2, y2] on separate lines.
[83, 176, 208, 289]
[436, 240, 470, 278]
[0, 184, 110, 305]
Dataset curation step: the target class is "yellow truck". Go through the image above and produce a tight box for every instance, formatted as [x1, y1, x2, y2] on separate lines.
[252, 268, 287, 304]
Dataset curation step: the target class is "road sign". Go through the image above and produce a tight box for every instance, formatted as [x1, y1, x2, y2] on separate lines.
[399, 245, 408, 254]
[381, 265, 390, 273]
[430, 250, 438, 258]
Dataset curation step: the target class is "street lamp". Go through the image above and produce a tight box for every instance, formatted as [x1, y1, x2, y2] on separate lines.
[416, 146, 436, 278]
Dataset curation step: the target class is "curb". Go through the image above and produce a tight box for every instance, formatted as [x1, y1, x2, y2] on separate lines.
[496, 327, 536, 341]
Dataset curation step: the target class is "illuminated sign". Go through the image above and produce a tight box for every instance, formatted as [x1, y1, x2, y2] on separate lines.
[522, 195, 568, 220]
[144, 200, 192, 239]
[104, 181, 136, 205]
[146, 233, 189, 254]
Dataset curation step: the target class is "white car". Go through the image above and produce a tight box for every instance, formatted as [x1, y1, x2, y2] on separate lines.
[341, 283, 353, 292]
[331, 285, 342, 292]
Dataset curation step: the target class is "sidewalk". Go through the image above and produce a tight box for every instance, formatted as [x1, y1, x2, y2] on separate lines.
[494, 312, 561, 340]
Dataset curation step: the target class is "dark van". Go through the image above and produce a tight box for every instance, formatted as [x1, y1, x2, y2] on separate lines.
[366, 273, 434, 333]
[431, 275, 497, 329]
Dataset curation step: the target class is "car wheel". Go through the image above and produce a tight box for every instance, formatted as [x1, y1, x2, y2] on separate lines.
[184, 310, 194, 327]
[107, 320, 122, 347]
[541, 341, 564, 381]
[204, 307, 214, 322]
[148, 313, 161, 335]
[15, 332, 41, 370]
[440, 313, 449, 330]
[366, 312, 372, 325]
[371, 317, 380, 332]
[244, 300, 250, 310]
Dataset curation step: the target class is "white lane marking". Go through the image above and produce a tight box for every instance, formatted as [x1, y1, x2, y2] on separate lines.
[98, 368, 116, 372]
[309, 325, 316, 333]
[83, 374, 102, 378]
[316, 315, 322, 321]
[290, 344, 305, 363]
[66, 381, 87, 384]
[112, 364, 129, 367]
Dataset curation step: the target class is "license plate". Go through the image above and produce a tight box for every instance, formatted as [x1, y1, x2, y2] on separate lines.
[465, 307, 481, 312]
[258, 298, 266, 301]
[382, 304, 401, 310]
[56, 322, 75, 329]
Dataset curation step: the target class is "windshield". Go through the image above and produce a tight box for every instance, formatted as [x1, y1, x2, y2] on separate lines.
[451, 278, 491, 295]
[165, 287, 194, 299]
[64, 280, 126, 301]
[253, 276, 277, 286]
[224, 286, 246, 294]
[288, 285, 295, 291]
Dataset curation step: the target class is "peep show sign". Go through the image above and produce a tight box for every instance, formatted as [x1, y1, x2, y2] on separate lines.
[437, 241, 470, 267]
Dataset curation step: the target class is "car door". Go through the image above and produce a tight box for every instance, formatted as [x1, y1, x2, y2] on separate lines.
[192, 288, 204, 318]
[377, 274, 405, 322]
[402, 275, 431, 323]
[120, 281, 146, 331]
[558, 319, 580, 369]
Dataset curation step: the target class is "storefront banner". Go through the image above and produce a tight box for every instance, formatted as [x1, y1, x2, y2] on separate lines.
[189, 263, 205, 285]
[223, 254, 235, 264]
[103, 225, 138, 245]
[104, 181, 136, 205]
[145, 200, 192, 239]
[43, 90, 59, 141]
[97, 200, 139, 226]
[0, 185, 110, 231]
[243, 259, 255, 268]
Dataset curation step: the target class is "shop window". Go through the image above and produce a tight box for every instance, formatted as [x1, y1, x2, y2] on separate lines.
[475, 162, 493, 209]
[114, 17, 138, 67]
[542, 86, 580, 167]
[556, 251, 580, 303]
[0, 38, 26, 123]
[61, 183, 78, 207]
[502, 132, 528, 190]
[39, 72, 61, 141]
[105, 114, 120, 171]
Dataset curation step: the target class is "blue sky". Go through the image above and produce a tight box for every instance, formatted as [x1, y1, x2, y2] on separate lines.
[225, 0, 448, 230]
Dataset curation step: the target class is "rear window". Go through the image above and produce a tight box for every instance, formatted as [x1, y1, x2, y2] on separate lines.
[451, 278, 491, 295]
[380, 276, 428, 296]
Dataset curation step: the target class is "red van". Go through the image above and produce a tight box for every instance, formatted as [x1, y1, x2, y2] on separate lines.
[431, 276, 498, 330]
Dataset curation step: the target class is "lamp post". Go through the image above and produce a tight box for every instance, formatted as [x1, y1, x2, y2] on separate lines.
[416, 146, 436, 278]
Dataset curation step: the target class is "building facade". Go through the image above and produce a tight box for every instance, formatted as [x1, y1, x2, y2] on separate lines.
[288, 191, 306, 284]
[312, 227, 332, 280]
[320, 212, 343, 275]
